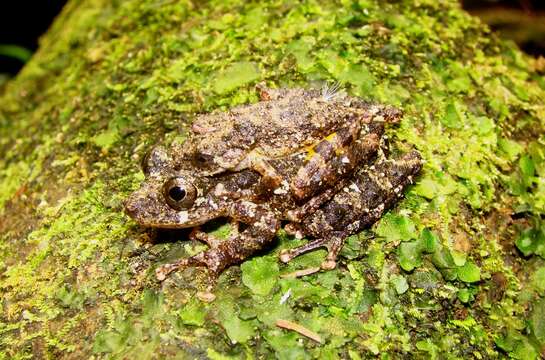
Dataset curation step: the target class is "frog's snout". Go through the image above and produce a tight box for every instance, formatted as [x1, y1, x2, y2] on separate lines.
[124, 197, 139, 218]
[124, 190, 152, 220]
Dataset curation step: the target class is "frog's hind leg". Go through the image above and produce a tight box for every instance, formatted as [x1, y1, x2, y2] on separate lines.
[279, 231, 347, 270]
[285, 179, 348, 223]
[291, 121, 383, 202]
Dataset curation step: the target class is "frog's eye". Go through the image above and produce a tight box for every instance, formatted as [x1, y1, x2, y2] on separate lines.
[163, 177, 197, 210]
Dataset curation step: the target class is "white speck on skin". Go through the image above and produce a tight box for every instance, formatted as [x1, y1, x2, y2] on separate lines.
[208, 199, 218, 210]
[177, 211, 189, 222]
[274, 180, 289, 194]
[349, 183, 361, 193]
[214, 183, 226, 196]
[195, 197, 207, 206]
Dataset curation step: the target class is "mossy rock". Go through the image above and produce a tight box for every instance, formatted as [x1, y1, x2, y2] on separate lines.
[1, 0, 545, 358]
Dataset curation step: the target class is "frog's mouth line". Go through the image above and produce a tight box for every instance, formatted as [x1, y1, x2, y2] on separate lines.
[127, 203, 229, 229]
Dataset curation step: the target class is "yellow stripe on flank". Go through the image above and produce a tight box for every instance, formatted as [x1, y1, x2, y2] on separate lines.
[304, 144, 316, 161]
[324, 132, 337, 142]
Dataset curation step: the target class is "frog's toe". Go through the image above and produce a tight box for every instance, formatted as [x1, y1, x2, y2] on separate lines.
[279, 238, 327, 263]
[279, 249, 294, 263]
[284, 223, 305, 239]
[155, 254, 207, 281]
[156, 259, 189, 281]
[196, 291, 216, 303]
[279, 232, 346, 270]
[320, 259, 337, 270]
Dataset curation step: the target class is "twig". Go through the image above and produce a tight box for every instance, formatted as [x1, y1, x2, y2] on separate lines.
[280, 267, 320, 278]
[276, 319, 322, 343]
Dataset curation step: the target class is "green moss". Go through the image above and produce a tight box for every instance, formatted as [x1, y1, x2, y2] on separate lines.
[213, 61, 262, 95]
[0, 161, 29, 211]
[457, 261, 481, 283]
[241, 256, 280, 296]
[1, 0, 545, 357]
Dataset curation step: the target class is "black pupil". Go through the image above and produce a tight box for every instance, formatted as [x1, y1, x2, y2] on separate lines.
[169, 186, 186, 201]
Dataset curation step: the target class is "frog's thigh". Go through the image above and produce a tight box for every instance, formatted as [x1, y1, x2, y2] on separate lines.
[279, 231, 346, 270]
[291, 123, 379, 201]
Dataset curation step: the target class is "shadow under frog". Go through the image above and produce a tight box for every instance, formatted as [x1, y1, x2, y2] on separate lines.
[124, 86, 423, 290]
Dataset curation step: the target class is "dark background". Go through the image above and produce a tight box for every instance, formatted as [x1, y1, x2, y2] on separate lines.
[0, 0, 544, 76]
[0, 1, 67, 75]
[463, 0, 545, 57]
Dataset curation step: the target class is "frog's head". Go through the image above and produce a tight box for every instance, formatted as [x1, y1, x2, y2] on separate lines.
[125, 146, 227, 228]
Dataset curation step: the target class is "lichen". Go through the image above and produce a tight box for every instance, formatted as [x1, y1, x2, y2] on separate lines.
[1, 0, 545, 358]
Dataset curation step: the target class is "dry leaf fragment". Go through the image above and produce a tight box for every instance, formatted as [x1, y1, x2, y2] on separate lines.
[276, 319, 322, 343]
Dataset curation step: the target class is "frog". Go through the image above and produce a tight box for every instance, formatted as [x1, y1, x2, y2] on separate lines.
[124, 86, 422, 285]
[174, 85, 403, 201]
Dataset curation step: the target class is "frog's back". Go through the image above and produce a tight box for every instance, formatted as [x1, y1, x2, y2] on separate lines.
[243, 88, 361, 156]
[191, 87, 369, 159]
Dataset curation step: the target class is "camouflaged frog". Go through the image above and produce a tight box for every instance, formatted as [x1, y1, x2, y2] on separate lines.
[175, 86, 402, 199]
[124, 86, 422, 283]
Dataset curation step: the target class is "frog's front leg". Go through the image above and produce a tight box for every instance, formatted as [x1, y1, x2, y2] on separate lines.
[246, 151, 282, 190]
[156, 201, 279, 281]
[189, 220, 239, 248]
[189, 227, 223, 248]
[279, 231, 346, 270]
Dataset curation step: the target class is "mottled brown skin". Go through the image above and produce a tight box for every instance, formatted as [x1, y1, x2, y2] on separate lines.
[177, 86, 401, 195]
[281, 151, 422, 269]
[125, 147, 274, 277]
[124, 86, 421, 285]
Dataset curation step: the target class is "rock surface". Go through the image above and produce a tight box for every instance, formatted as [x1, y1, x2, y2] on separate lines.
[1, 0, 545, 358]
